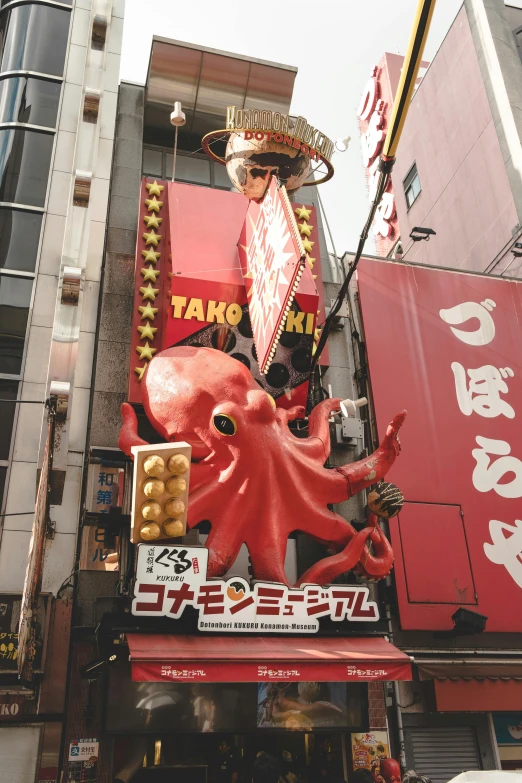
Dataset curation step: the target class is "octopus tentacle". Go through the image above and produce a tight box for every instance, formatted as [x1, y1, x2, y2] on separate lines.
[355, 521, 394, 580]
[334, 411, 406, 496]
[296, 527, 375, 586]
[296, 509, 357, 551]
[119, 402, 149, 457]
[304, 397, 343, 463]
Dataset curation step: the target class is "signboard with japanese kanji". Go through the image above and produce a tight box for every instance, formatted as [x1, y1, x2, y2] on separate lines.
[132, 544, 379, 633]
[357, 258, 522, 632]
[80, 465, 119, 571]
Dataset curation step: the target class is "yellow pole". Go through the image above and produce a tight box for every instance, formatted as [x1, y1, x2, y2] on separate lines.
[381, 0, 437, 162]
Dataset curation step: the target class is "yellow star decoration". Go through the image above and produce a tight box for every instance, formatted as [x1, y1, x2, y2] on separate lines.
[295, 205, 311, 221]
[139, 302, 158, 320]
[135, 365, 146, 381]
[140, 282, 159, 301]
[141, 248, 160, 264]
[136, 342, 157, 361]
[307, 256, 316, 269]
[143, 229, 161, 247]
[146, 180, 164, 197]
[145, 196, 163, 213]
[140, 266, 160, 282]
[138, 323, 158, 341]
[302, 238, 314, 254]
[298, 221, 313, 238]
[144, 213, 162, 229]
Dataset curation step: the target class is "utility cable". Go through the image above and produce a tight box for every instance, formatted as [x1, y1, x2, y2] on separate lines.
[306, 0, 437, 412]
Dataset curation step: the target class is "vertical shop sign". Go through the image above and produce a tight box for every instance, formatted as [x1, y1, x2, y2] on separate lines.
[238, 176, 309, 374]
[80, 465, 119, 571]
[357, 63, 398, 254]
[18, 418, 52, 682]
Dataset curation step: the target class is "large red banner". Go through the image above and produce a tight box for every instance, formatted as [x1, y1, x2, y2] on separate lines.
[357, 258, 522, 632]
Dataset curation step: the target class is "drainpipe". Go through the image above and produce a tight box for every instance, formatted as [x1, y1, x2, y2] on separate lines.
[386, 602, 408, 770]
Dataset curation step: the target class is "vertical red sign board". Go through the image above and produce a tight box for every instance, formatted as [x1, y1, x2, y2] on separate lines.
[357, 258, 522, 632]
[238, 176, 313, 374]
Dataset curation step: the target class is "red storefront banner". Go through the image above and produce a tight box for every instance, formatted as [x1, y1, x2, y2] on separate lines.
[237, 176, 309, 373]
[357, 258, 522, 632]
[128, 634, 412, 683]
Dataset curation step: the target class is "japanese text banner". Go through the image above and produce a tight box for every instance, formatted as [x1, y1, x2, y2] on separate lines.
[357, 258, 522, 632]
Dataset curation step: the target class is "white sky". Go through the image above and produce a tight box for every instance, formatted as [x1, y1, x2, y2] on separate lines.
[120, 0, 464, 253]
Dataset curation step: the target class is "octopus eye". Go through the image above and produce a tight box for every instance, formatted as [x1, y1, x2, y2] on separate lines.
[212, 414, 237, 436]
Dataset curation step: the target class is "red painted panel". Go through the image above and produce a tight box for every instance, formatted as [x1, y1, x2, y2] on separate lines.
[396, 503, 476, 605]
[435, 679, 522, 712]
[357, 258, 522, 632]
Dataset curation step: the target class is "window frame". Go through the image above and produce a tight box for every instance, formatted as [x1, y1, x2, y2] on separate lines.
[142, 143, 231, 190]
[0, 73, 62, 128]
[0, 2, 72, 77]
[403, 162, 422, 210]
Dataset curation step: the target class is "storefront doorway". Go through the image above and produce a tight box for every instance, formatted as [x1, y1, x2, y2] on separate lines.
[113, 731, 348, 783]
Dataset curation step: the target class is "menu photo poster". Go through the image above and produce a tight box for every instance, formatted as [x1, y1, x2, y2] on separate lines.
[351, 731, 390, 774]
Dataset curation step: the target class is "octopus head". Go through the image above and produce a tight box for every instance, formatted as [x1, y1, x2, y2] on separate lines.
[142, 346, 277, 454]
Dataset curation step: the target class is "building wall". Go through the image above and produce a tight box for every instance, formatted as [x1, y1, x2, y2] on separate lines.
[89, 81, 145, 449]
[392, 5, 519, 274]
[0, 0, 123, 778]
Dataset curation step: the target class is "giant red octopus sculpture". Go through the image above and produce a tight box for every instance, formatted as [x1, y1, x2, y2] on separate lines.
[119, 346, 406, 587]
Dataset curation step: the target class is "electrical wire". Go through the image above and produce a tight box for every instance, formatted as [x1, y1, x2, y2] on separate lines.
[306, 0, 438, 413]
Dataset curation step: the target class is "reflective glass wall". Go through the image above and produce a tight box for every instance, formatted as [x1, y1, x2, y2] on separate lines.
[0, 0, 71, 502]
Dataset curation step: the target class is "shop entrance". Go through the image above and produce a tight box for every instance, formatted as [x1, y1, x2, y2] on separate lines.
[114, 731, 348, 783]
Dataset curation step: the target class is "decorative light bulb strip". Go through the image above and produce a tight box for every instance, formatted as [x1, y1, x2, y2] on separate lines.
[135, 180, 164, 381]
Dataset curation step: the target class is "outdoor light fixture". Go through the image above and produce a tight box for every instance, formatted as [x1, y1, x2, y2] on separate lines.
[79, 654, 117, 680]
[170, 101, 186, 127]
[335, 135, 351, 153]
[339, 396, 368, 417]
[409, 226, 436, 242]
[435, 607, 488, 638]
[512, 241, 522, 258]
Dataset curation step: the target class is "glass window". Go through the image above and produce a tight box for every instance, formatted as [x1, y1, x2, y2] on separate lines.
[404, 163, 422, 209]
[0, 4, 71, 77]
[0, 208, 42, 272]
[213, 160, 232, 189]
[0, 76, 61, 127]
[0, 128, 54, 207]
[167, 153, 211, 185]
[0, 274, 33, 375]
[142, 147, 162, 178]
[0, 378, 17, 461]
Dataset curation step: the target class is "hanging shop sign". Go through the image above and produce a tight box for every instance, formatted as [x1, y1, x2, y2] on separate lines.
[80, 464, 120, 571]
[357, 258, 522, 632]
[238, 175, 313, 373]
[18, 418, 52, 682]
[357, 61, 399, 255]
[201, 106, 334, 199]
[128, 180, 322, 408]
[132, 544, 380, 633]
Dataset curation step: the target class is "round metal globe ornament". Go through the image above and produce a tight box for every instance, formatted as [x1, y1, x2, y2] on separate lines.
[202, 110, 334, 200]
[223, 131, 312, 200]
